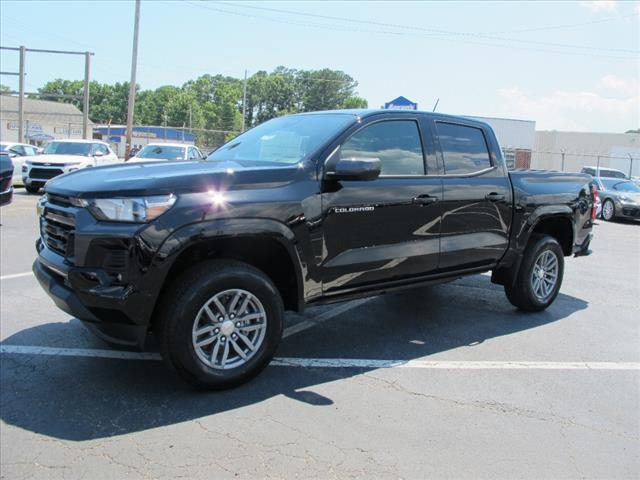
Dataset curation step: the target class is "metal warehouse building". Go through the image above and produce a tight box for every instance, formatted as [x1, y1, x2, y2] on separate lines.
[467, 115, 536, 169]
[533, 130, 640, 176]
[0, 95, 91, 145]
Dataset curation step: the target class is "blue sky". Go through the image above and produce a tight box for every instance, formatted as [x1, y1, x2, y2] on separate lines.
[1, 0, 638, 132]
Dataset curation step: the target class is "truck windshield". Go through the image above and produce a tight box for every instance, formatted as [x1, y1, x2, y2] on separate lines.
[43, 142, 91, 156]
[137, 145, 186, 160]
[207, 114, 355, 165]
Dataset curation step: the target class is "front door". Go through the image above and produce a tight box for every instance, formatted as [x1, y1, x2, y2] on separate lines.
[320, 118, 443, 294]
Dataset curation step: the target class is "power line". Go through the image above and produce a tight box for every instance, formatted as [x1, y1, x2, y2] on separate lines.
[178, 1, 636, 60]
[480, 13, 640, 35]
[215, 1, 639, 55]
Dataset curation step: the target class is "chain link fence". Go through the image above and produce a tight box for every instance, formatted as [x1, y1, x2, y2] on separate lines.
[500, 146, 639, 178]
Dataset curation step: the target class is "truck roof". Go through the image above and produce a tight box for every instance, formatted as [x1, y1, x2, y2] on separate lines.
[296, 108, 492, 125]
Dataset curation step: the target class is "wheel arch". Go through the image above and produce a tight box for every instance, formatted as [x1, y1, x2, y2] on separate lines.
[528, 214, 574, 256]
[150, 219, 305, 319]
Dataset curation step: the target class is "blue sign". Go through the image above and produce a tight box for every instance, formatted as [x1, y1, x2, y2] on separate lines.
[384, 96, 418, 110]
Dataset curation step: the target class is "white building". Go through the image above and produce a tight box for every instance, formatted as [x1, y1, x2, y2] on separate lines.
[0, 95, 92, 146]
[533, 130, 640, 176]
[466, 115, 536, 169]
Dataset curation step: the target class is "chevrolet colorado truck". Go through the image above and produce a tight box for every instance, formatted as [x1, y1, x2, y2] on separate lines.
[33, 110, 596, 389]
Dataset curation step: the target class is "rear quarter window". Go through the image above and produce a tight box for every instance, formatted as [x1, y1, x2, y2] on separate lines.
[436, 122, 492, 175]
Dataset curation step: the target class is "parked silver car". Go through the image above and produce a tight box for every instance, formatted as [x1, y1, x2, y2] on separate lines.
[594, 177, 640, 221]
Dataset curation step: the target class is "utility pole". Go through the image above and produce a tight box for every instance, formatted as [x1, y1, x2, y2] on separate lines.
[242, 69, 248, 132]
[629, 153, 634, 178]
[82, 51, 91, 139]
[189, 104, 192, 131]
[18, 46, 26, 143]
[125, 0, 141, 159]
[561, 150, 565, 172]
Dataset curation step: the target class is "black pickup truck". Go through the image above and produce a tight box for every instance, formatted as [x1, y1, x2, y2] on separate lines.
[34, 110, 595, 388]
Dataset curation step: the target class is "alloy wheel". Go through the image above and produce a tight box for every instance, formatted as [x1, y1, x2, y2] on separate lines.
[530, 250, 559, 302]
[191, 289, 267, 370]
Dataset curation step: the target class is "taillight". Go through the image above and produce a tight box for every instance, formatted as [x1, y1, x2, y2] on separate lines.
[590, 184, 598, 220]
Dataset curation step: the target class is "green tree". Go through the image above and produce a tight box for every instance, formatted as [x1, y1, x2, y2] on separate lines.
[28, 66, 367, 132]
[298, 69, 357, 112]
[342, 96, 368, 109]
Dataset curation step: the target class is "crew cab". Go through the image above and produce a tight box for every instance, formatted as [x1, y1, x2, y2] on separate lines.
[22, 139, 119, 194]
[33, 110, 596, 389]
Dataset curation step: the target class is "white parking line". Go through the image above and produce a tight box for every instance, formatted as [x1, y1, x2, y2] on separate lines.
[0, 271, 33, 281]
[1, 345, 638, 371]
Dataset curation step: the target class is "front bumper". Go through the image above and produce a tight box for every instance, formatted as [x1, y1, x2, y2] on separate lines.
[617, 202, 640, 219]
[33, 242, 152, 348]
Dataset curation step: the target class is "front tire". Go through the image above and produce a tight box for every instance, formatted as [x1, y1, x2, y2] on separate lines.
[602, 199, 616, 221]
[25, 183, 41, 194]
[156, 260, 284, 390]
[505, 234, 564, 312]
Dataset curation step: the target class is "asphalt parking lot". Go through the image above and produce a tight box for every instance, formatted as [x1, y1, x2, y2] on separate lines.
[1, 190, 639, 479]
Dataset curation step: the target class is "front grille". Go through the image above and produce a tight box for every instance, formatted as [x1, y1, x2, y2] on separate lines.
[41, 210, 75, 258]
[30, 168, 64, 180]
[47, 193, 71, 207]
[622, 207, 640, 217]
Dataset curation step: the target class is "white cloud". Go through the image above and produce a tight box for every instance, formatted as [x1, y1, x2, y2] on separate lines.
[600, 74, 639, 95]
[579, 1, 617, 13]
[498, 84, 639, 131]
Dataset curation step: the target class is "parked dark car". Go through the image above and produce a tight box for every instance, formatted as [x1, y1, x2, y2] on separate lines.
[0, 152, 14, 206]
[594, 177, 640, 221]
[33, 110, 596, 389]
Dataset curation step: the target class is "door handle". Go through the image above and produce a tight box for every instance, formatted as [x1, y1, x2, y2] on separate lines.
[413, 195, 439, 205]
[485, 192, 505, 202]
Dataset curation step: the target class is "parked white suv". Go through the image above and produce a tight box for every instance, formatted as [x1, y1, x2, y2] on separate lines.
[22, 139, 119, 194]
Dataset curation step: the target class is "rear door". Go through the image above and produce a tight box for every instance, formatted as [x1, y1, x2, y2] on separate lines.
[320, 116, 443, 294]
[433, 121, 512, 270]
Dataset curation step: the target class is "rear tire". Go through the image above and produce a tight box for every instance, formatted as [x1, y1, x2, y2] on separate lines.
[156, 259, 284, 390]
[602, 199, 615, 221]
[505, 234, 564, 312]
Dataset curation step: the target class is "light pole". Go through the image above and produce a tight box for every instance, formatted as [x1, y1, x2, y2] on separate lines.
[125, 0, 141, 159]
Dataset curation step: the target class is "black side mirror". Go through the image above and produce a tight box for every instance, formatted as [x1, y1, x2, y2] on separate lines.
[326, 156, 381, 182]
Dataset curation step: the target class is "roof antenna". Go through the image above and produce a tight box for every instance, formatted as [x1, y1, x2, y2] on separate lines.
[432, 98, 440, 112]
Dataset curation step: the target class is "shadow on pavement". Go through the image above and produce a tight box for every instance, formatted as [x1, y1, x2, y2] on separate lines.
[0, 276, 588, 441]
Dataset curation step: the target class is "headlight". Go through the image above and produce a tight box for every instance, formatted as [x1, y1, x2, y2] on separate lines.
[79, 194, 176, 223]
[619, 195, 631, 202]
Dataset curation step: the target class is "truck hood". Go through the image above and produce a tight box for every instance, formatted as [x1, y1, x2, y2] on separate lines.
[25, 154, 90, 165]
[44, 159, 300, 197]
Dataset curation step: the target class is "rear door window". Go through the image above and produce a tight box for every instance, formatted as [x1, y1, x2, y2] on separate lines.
[436, 122, 492, 175]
